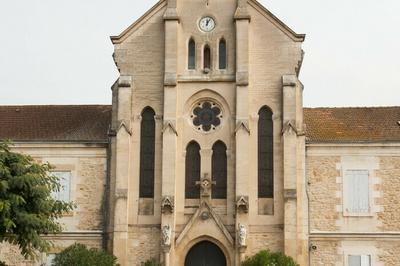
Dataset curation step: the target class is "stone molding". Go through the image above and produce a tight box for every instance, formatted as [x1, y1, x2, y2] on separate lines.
[235, 120, 250, 135]
[236, 196, 249, 213]
[161, 196, 174, 214]
[162, 121, 178, 136]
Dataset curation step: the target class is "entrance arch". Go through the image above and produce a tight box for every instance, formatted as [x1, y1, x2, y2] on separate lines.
[184, 241, 227, 266]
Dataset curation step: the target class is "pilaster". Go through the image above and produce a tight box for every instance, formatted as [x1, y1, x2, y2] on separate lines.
[235, 2, 250, 265]
[282, 75, 308, 265]
[111, 75, 133, 266]
[161, 4, 179, 265]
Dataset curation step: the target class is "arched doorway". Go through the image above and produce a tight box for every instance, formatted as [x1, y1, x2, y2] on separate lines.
[184, 241, 227, 266]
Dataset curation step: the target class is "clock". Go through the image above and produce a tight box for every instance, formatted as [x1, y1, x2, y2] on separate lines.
[199, 16, 216, 32]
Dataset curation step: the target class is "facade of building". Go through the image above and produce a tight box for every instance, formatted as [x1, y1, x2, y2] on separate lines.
[0, 0, 400, 265]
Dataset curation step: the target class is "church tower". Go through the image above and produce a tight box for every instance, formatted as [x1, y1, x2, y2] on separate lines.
[108, 0, 307, 265]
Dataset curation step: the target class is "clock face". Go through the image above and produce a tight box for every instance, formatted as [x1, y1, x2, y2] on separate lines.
[199, 16, 215, 32]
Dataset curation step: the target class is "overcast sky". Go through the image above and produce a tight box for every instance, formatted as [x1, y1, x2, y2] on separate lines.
[0, 0, 399, 107]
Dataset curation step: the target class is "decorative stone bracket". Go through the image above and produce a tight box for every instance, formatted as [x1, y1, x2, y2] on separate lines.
[163, 121, 178, 136]
[236, 196, 249, 213]
[161, 196, 174, 214]
[235, 120, 250, 135]
[281, 121, 305, 136]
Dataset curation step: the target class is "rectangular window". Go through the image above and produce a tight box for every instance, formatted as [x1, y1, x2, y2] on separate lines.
[348, 255, 370, 266]
[344, 170, 369, 214]
[51, 172, 71, 202]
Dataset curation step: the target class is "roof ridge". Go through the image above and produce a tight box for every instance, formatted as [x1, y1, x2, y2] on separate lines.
[304, 106, 400, 109]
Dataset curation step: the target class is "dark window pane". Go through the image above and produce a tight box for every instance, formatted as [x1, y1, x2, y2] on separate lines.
[258, 107, 274, 198]
[212, 141, 227, 199]
[188, 39, 196, 70]
[219, 39, 227, 69]
[139, 107, 156, 198]
[204, 46, 211, 69]
[186, 141, 201, 199]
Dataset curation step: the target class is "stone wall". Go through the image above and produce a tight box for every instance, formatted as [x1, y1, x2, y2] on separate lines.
[379, 241, 400, 266]
[308, 156, 340, 231]
[245, 232, 284, 257]
[377, 157, 400, 231]
[309, 240, 341, 266]
[128, 226, 161, 266]
[76, 158, 107, 231]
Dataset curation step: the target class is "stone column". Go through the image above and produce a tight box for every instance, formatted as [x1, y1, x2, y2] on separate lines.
[161, 4, 179, 265]
[112, 76, 133, 266]
[282, 75, 308, 264]
[234, 2, 251, 265]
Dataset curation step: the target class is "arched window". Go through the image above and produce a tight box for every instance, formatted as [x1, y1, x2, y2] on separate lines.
[203, 45, 211, 70]
[188, 38, 196, 70]
[258, 106, 274, 198]
[185, 141, 201, 199]
[212, 141, 227, 199]
[219, 39, 227, 69]
[139, 107, 156, 198]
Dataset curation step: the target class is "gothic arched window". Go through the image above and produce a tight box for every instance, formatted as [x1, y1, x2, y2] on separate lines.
[185, 141, 201, 199]
[212, 141, 227, 199]
[188, 38, 196, 70]
[258, 106, 274, 198]
[219, 39, 227, 70]
[203, 45, 211, 70]
[139, 107, 156, 198]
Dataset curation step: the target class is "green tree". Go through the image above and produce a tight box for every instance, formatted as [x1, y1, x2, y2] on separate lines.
[0, 142, 75, 260]
[53, 243, 118, 266]
[242, 250, 299, 266]
[141, 258, 161, 266]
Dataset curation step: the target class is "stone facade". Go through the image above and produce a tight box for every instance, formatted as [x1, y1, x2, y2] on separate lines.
[1, 1, 400, 266]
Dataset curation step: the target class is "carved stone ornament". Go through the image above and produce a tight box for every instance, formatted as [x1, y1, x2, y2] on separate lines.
[161, 196, 174, 214]
[162, 225, 172, 246]
[238, 224, 247, 247]
[196, 173, 216, 199]
[236, 196, 249, 213]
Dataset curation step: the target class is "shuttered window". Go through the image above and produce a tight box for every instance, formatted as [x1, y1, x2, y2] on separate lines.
[212, 141, 227, 199]
[348, 255, 371, 266]
[52, 172, 71, 202]
[258, 106, 274, 198]
[185, 141, 201, 199]
[139, 107, 156, 198]
[344, 170, 370, 213]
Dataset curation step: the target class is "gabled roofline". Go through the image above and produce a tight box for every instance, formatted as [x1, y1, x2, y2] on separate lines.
[248, 0, 306, 42]
[110, 0, 167, 44]
[110, 0, 305, 44]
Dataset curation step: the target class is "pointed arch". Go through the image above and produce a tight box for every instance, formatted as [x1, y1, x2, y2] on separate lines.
[185, 141, 201, 199]
[258, 106, 274, 198]
[139, 107, 156, 198]
[212, 141, 227, 199]
[203, 45, 211, 70]
[188, 38, 196, 70]
[219, 38, 227, 70]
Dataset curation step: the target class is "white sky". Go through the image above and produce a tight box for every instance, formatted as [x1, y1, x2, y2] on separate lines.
[0, 0, 399, 107]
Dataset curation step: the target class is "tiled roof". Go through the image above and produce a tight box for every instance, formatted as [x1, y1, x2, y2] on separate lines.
[304, 107, 400, 143]
[0, 105, 112, 142]
[1, 105, 399, 144]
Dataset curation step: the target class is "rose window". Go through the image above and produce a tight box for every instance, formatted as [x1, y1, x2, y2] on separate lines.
[192, 101, 222, 132]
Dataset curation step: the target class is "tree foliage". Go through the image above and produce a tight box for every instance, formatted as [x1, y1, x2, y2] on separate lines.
[242, 250, 299, 266]
[141, 258, 161, 266]
[0, 142, 75, 259]
[53, 243, 118, 266]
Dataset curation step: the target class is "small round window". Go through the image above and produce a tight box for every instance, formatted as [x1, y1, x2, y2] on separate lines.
[191, 101, 223, 132]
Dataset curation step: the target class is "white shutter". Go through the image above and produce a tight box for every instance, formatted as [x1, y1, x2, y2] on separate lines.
[345, 170, 369, 213]
[348, 255, 361, 266]
[52, 172, 71, 202]
[348, 255, 370, 266]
